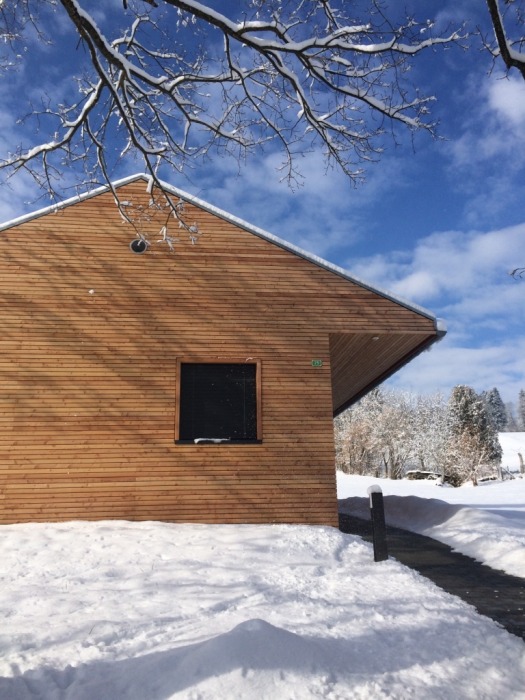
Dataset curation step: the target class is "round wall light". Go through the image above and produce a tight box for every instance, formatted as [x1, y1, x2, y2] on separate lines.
[129, 239, 148, 254]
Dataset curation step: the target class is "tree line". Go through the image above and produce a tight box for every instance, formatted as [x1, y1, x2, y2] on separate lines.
[335, 385, 525, 487]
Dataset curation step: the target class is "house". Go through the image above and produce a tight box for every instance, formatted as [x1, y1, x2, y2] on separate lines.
[0, 174, 445, 526]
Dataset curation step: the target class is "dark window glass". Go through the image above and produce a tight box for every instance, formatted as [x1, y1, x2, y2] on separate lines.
[179, 363, 258, 442]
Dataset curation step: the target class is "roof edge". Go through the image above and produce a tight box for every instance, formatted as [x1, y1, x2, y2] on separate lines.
[0, 174, 145, 232]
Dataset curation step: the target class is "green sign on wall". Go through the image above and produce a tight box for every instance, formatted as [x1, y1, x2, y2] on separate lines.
[311, 359, 323, 367]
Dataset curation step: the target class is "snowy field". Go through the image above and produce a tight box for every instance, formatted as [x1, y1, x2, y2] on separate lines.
[1, 435, 525, 699]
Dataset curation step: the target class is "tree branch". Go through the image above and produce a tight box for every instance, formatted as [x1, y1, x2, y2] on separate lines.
[486, 0, 525, 79]
[1, 0, 465, 214]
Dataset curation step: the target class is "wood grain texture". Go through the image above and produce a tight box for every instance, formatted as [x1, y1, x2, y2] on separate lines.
[0, 180, 437, 525]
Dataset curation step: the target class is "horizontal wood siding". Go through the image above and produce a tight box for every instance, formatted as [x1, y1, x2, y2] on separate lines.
[0, 181, 434, 525]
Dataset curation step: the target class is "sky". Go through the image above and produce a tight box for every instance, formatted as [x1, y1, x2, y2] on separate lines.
[1, 0, 525, 409]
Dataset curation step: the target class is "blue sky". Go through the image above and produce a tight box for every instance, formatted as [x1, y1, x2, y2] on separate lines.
[1, 0, 524, 410]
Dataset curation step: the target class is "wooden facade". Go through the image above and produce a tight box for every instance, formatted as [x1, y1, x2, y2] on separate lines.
[0, 175, 444, 525]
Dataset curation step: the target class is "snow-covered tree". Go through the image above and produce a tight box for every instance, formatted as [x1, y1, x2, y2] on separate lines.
[0, 1, 463, 200]
[510, 266, 525, 279]
[335, 389, 385, 477]
[518, 389, 525, 430]
[335, 404, 376, 477]
[447, 429, 499, 486]
[505, 402, 520, 432]
[335, 386, 508, 486]
[481, 387, 507, 431]
[335, 389, 447, 480]
[447, 385, 502, 485]
[409, 393, 451, 478]
[373, 391, 416, 480]
[485, 0, 525, 81]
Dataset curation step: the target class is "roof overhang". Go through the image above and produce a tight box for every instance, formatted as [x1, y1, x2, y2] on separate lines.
[330, 326, 446, 416]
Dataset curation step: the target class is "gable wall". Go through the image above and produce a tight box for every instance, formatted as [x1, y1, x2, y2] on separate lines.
[0, 181, 434, 525]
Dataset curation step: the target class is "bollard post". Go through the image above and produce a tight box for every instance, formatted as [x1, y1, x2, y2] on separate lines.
[367, 485, 388, 562]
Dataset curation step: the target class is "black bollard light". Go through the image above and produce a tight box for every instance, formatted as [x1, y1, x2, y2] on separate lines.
[367, 485, 389, 562]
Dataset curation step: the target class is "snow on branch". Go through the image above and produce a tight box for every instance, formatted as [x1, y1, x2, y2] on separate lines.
[1, 0, 465, 202]
[484, 0, 525, 80]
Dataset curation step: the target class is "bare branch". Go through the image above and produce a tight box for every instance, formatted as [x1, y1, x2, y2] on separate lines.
[485, 0, 525, 79]
[510, 266, 525, 278]
[0, 0, 465, 229]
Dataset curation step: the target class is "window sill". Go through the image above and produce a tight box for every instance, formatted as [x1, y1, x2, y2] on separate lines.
[175, 439, 263, 445]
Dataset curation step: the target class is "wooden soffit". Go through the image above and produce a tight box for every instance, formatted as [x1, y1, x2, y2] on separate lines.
[329, 330, 439, 415]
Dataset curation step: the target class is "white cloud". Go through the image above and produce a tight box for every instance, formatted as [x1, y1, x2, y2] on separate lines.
[488, 74, 525, 126]
[349, 223, 525, 305]
[441, 281, 524, 325]
[440, 67, 525, 227]
[392, 269, 441, 300]
[389, 337, 525, 405]
[348, 222, 525, 403]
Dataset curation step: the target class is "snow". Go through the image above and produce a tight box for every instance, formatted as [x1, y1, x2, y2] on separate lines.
[338, 433, 525, 578]
[500, 432, 525, 471]
[2, 521, 525, 700]
[1, 434, 525, 699]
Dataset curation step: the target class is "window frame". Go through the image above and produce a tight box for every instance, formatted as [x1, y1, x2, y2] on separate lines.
[174, 358, 262, 444]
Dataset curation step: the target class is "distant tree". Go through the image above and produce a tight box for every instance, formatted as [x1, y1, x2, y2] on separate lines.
[447, 429, 500, 486]
[448, 385, 502, 485]
[335, 386, 509, 486]
[335, 389, 450, 480]
[481, 388, 507, 431]
[335, 400, 378, 477]
[335, 390, 385, 477]
[410, 393, 452, 478]
[505, 402, 520, 432]
[335, 389, 395, 478]
[519, 389, 525, 430]
[373, 391, 416, 479]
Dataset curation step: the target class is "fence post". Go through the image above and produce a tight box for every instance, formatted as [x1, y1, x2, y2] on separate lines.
[367, 485, 389, 562]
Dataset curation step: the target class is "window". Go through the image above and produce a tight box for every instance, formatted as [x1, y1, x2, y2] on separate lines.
[175, 360, 262, 443]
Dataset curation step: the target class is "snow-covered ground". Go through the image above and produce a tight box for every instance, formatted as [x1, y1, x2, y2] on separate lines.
[338, 432, 525, 578]
[1, 434, 524, 699]
[2, 521, 525, 700]
[499, 432, 525, 473]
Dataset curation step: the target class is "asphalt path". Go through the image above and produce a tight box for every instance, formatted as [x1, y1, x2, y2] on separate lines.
[338, 511, 525, 641]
